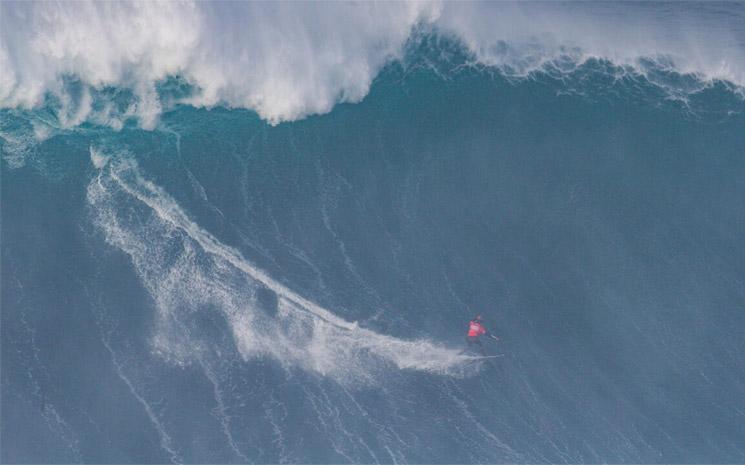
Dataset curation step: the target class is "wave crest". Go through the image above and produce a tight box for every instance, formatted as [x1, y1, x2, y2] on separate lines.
[2, 2, 743, 129]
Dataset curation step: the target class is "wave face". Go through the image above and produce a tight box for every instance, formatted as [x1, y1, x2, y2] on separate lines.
[3, 4, 745, 464]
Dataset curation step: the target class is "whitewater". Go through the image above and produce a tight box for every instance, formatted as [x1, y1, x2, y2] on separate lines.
[2, 2, 745, 463]
[2, 2, 744, 128]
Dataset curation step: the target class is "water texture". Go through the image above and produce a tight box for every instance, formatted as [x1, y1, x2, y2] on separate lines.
[2, 2, 745, 463]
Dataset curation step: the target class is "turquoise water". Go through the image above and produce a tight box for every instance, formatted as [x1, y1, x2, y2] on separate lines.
[3, 3, 745, 463]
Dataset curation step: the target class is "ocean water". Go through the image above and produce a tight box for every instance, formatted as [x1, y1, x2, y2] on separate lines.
[2, 2, 745, 463]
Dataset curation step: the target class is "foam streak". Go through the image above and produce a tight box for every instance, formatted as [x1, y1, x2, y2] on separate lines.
[87, 150, 477, 383]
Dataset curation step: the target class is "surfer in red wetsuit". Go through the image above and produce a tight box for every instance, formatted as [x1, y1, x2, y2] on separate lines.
[465, 315, 498, 356]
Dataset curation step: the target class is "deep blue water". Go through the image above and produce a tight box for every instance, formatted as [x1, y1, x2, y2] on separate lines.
[3, 32, 745, 464]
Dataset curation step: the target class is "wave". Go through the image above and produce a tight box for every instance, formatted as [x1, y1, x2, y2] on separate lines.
[2, 2, 743, 129]
[86, 147, 479, 384]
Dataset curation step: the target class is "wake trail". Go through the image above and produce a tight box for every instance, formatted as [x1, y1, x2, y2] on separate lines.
[87, 149, 480, 382]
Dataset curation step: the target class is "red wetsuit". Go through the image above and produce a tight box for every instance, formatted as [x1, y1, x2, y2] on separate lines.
[465, 320, 488, 355]
[467, 320, 487, 338]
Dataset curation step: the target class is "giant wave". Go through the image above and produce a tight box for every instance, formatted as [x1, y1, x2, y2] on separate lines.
[2, 2, 745, 464]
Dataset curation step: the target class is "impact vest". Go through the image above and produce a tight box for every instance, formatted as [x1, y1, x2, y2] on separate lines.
[467, 321, 486, 337]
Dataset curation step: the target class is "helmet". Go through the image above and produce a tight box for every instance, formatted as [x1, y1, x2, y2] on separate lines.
[474, 314, 482, 321]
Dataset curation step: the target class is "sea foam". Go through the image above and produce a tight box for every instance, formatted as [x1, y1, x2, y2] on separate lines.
[2, 2, 743, 128]
[86, 149, 478, 384]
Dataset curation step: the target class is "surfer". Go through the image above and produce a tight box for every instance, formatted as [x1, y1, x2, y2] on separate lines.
[464, 315, 499, 356]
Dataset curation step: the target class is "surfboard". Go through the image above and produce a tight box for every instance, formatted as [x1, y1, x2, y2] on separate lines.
[468, 354, 504, 360]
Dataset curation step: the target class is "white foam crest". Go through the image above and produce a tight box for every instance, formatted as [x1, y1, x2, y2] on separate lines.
[86, 150, 476, 382]
[1, 1, 437, 127]
[89, 146, 109, 169]
[3, 2, 742, 129]
[438, 2, 745, 85]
